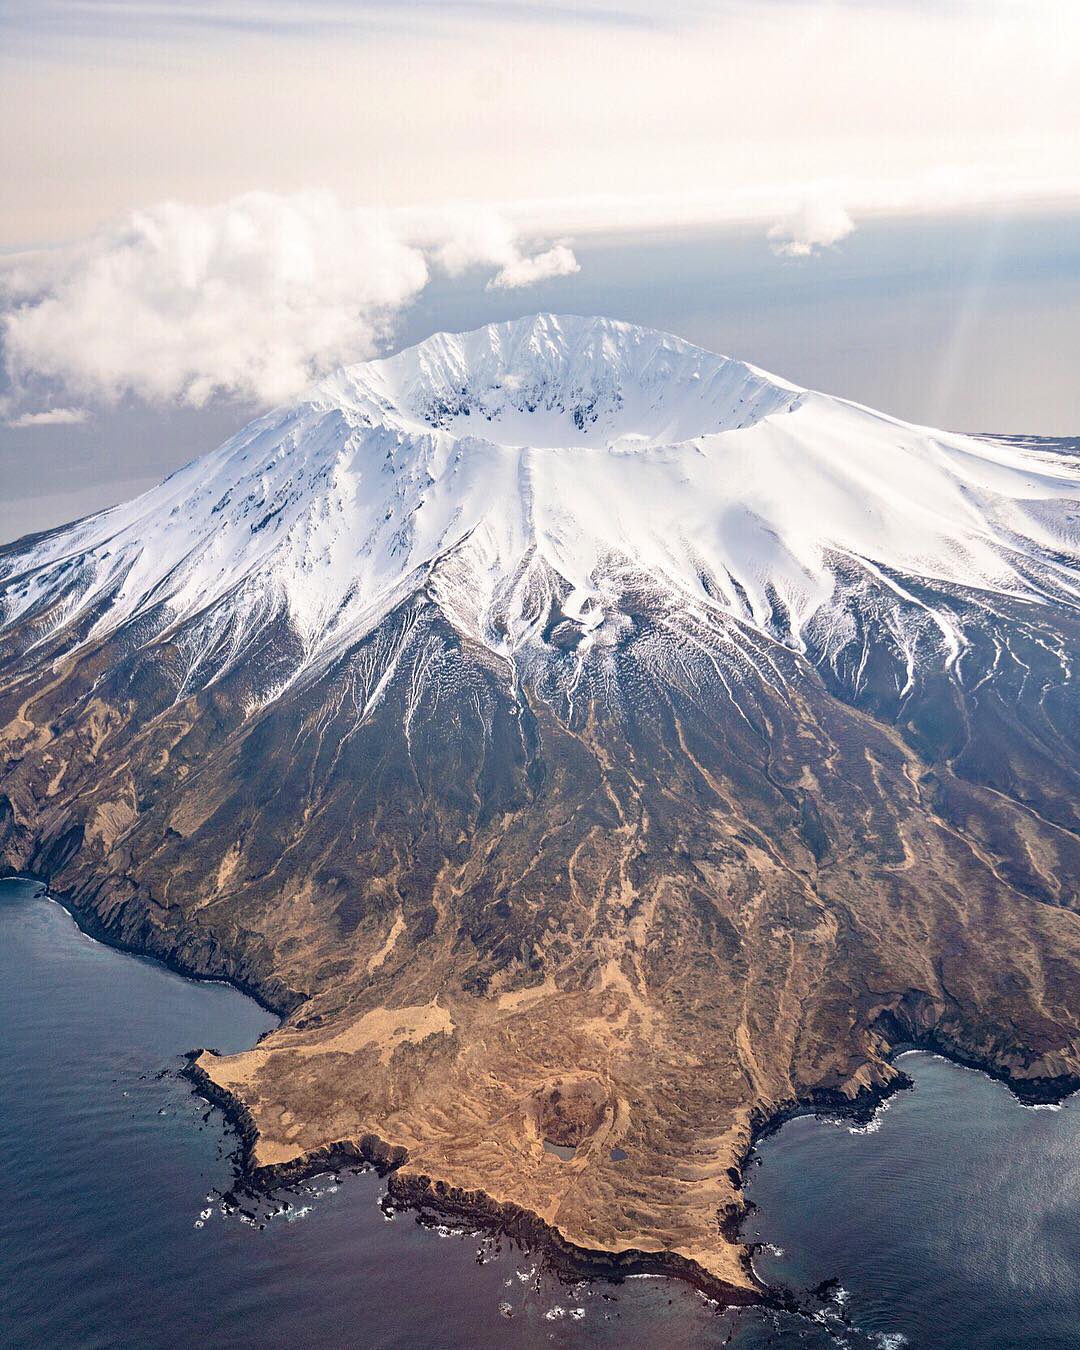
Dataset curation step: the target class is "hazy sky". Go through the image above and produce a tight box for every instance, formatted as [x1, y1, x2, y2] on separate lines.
[3, 0, 1078, 246]
[0, 0, 1078, 541]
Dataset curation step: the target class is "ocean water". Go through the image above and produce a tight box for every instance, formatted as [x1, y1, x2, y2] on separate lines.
[0, 877, 1076, 1349]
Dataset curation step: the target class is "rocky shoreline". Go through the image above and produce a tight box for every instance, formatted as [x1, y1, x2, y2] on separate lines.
[0, 867, 766, 1304]
[182, 1051, 769, 1308]
[0, 867, 295, 1027]
[4, 868, 1077, 1314]
[184, 1007, 1078, 1315]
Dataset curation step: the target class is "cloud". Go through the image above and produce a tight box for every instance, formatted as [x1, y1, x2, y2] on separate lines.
[398, 208, 580, 289]
[768, 199, 855, 258]
[488, 243, 580, 289]
[0, 192, 580, 410]
[6, 406, 88, 428]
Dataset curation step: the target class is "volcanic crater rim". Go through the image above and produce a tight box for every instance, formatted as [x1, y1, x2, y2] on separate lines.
[312, 313, 805, 452]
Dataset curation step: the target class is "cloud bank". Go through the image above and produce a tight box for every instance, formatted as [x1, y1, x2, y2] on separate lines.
[5, 405, 88, 428]
[0, 192, 580, 410]
[768, 199, 855, 258]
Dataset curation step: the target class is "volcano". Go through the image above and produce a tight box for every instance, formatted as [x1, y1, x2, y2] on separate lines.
[2, 314, 1077, 1296]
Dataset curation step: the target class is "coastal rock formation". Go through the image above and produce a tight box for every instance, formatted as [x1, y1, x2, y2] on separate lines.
[1, 316, 1077, 1296]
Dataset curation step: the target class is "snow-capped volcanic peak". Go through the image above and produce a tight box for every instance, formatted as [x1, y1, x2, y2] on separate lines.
[2, 314, 1077, 702]
[315, 311, 800, 448]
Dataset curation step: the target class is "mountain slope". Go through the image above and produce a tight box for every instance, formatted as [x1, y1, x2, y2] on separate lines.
[1, 315, 1078, 1296]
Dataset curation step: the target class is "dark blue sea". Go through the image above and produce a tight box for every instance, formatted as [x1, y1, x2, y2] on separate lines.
[0, 877, 1076, 1348]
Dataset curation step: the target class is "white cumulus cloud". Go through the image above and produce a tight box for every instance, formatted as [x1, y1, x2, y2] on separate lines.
[767, 199, 855, 258]
[488, 243, 580, 290]
[0, 192, 581, 410]
[5, 405, 89, 428]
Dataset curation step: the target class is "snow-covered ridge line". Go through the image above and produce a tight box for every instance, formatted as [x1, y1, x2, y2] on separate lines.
[1, 314, 1077, 704]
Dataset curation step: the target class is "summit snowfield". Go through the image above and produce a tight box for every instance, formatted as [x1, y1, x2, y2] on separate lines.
[2, 313, 1077, 710]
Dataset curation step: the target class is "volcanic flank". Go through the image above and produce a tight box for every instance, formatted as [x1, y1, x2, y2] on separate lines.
[1, 315, 1078, 1295]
